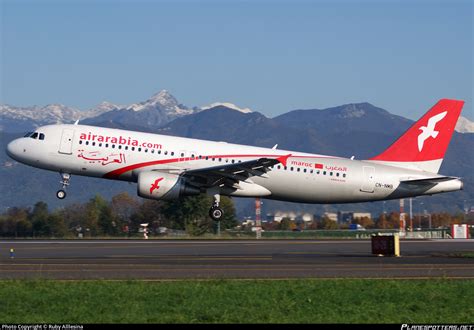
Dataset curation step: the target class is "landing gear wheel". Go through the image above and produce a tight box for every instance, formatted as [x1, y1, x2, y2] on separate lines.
[56, 190, 66, 199]
[209, 207, 224, 221]
[57, 172, 71, 200]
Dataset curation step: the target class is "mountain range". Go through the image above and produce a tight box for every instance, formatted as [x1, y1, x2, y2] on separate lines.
[1, 91, 473, 218]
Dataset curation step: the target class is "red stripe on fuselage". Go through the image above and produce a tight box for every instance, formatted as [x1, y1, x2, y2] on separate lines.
[103, 153, 337, 179]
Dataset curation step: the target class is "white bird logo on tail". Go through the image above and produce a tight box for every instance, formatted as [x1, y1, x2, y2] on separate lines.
[417, 111, 447, 152]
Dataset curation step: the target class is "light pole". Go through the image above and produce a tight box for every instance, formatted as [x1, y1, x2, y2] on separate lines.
[420, 201, 424, 229]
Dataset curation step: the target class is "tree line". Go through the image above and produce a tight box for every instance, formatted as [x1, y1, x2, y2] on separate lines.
[0, 192, 237, 238]
[1, 193, 471, 238]
[262, 211, 470, 231]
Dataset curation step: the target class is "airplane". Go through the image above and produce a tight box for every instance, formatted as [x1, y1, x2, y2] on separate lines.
[5, 99, 465, 221]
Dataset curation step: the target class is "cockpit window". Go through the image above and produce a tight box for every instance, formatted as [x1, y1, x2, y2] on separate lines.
[24, 132, 33, 137]
[30, 132, 39, 139]
[39, 133, 45, 140]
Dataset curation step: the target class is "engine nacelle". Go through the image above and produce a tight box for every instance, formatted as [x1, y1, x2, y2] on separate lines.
[137, 171, 200, 201]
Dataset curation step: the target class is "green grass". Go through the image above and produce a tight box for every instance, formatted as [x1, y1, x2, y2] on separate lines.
[0, 279, 473, 323]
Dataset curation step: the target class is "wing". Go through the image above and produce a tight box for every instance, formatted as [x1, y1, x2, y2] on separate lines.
[181, 157, 283, 190]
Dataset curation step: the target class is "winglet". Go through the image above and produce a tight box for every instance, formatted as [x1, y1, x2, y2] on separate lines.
[276, 154, 292, 167]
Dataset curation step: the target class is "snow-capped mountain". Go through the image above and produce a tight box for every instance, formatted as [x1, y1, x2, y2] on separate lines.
[201, 102, 252, 114]
[0, 90, 196, 132]
[0, 104, 80, 123]
[82, 90, 201, 130]
[0, 101, 120, 132]
[126, 90, 194, 116]
[455, 116, 474, 133]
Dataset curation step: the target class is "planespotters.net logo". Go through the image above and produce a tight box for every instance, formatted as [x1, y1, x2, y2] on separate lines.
[402, 325, 473, 330]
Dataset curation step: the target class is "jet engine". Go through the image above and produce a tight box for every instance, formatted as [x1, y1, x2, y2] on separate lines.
[137, 171, 200, 201]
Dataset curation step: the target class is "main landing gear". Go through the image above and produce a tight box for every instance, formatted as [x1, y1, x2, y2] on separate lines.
[56, 172, 71, 200]
[209, 192, 224, 221]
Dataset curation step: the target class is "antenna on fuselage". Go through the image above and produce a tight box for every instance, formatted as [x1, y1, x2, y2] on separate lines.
[350, 156, 355, 160]
[272, 144, 278, 150]
[73, 119, 80, 125]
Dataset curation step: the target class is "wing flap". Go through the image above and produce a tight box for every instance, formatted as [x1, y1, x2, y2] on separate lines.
[183, 157, 280, 189]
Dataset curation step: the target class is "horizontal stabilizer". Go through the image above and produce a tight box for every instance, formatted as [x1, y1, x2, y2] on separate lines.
[400, 176, 459, 185]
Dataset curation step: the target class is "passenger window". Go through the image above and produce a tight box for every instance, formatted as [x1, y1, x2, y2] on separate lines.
[171, 152, 174, 156]
[138, 147, 141, 152]
[131, 147, 135, 151]
[79, 140, 83, 145]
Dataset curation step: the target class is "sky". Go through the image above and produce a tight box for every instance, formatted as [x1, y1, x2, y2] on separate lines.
[1, 0, 473, 120]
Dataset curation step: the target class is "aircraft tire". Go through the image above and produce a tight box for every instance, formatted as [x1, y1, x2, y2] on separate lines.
[56, 190, 66, 199]
[209, 207, 224, 221]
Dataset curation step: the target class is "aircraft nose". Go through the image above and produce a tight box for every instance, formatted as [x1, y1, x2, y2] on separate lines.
[6, 139, 20, 160]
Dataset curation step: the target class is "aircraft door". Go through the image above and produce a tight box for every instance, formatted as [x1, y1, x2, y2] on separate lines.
[360, 166, 375, 193]
[58, 129, 75, 155]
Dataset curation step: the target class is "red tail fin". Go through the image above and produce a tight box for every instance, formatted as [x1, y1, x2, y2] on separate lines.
[370, 99, 464, 172]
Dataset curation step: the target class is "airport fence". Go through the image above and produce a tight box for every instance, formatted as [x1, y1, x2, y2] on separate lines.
[224, 229, 450, 239]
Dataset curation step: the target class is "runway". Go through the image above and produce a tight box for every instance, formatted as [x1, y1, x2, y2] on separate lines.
[0, 239, 473, 280]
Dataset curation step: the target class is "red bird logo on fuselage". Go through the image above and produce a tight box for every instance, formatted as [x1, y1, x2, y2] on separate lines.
[150, 177, 164, 195]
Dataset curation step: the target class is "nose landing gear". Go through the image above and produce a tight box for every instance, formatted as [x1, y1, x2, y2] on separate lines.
[56, 172, 71, 199]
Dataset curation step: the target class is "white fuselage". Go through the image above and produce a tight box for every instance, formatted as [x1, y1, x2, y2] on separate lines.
[6, 124, 463, 203]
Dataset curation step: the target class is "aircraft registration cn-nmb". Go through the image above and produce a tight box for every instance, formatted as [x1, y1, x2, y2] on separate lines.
[6, 99, 465, 220]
